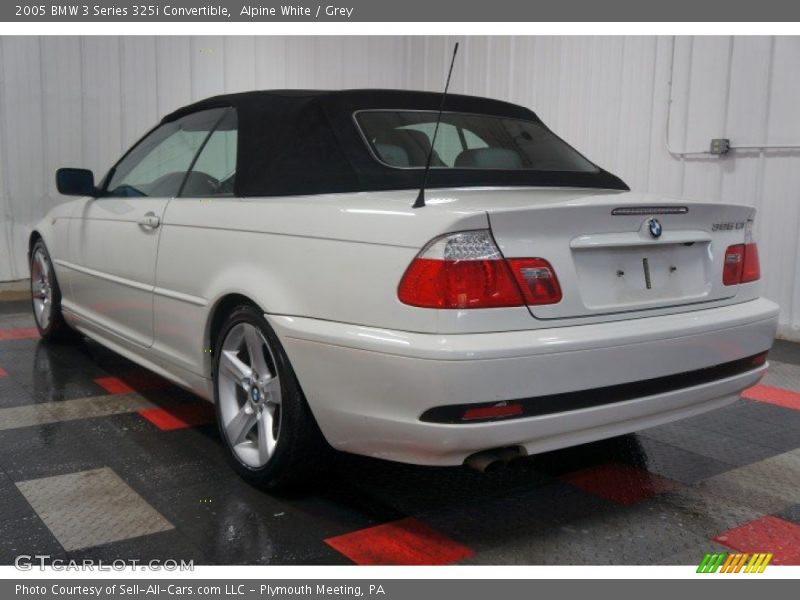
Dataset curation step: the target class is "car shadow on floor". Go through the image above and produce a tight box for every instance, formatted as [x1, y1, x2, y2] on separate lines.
[13, 335, 679, 564]
[27, 334, 655, 503]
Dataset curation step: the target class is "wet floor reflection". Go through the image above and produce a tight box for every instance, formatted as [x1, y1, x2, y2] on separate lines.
[2, 325, 797, 565]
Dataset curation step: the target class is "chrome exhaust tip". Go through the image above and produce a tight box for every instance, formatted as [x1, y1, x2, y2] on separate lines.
[463, 446, 526, 472]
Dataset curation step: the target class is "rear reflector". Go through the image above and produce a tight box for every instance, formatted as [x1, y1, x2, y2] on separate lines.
[462, 402, 523, 421]
[724, 243, 760, 286]
[750, 351, 768, 367]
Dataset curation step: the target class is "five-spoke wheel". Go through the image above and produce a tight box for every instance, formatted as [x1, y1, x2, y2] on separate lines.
[212, 304, 330, 488]
[29, 239, 77, 342]
[217, 322, 282, 468]
[31, 246, 54, 331]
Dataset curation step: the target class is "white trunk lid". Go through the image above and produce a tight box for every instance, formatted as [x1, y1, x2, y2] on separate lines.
[487, 191, 753, 320]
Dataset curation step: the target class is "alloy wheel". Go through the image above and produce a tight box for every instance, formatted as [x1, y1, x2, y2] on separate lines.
[31, 248, 54, 331]
[217, 322, 282, 468]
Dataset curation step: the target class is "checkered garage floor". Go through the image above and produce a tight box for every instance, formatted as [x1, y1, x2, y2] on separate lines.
[1, 299, 799, 566]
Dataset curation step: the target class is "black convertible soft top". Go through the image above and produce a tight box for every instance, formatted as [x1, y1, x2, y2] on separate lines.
[162, 89, 628, 197]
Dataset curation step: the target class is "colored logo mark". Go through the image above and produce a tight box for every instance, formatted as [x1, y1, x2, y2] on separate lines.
[697, 552, 772, 573]
[648, 218, 663, 238]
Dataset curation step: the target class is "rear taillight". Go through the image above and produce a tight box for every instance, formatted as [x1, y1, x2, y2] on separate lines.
[723, 220, 760, 286]
[723, 244, 744, 286]
[398, 230, 562, 309]
[507, 258, 562, 305]
[398, 230, 522, 308]
[741, 243, 760, 283]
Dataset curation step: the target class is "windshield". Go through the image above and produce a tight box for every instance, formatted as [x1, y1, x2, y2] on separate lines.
[355, 111, 598, 172]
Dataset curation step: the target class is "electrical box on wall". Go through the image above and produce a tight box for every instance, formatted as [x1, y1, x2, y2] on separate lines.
[710, 138, 731, 155]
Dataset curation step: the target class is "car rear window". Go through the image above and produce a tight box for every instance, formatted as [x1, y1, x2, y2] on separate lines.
[355, 110, 598, 172]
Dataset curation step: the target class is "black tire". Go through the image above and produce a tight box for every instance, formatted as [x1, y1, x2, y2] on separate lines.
[29, 239, 80, 343]
[212, 304, 331, 489]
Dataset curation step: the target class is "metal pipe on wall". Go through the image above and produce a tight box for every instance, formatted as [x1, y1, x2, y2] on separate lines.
[665, 35, 800, 157]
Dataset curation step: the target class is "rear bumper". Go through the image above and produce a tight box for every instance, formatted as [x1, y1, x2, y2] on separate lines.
[268, 298, 779, 466]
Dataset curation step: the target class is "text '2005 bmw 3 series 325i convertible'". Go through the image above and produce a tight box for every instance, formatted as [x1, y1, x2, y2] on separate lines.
[31, 89, 778, 487]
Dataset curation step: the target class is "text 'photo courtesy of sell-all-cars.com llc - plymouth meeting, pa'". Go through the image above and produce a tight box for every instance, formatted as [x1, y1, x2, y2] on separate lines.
[30, 81, 778, 488]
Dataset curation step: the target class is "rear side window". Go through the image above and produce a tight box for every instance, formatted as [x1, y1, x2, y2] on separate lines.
[356, 111, 598, 172]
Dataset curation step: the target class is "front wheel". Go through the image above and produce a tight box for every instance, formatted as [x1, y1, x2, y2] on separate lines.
[213, 304, 330, 489]
[30, 239, 79, 343]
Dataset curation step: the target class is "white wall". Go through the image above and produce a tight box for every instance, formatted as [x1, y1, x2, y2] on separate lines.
[1, 36, 798, 340]
[0, 35, 411, 282]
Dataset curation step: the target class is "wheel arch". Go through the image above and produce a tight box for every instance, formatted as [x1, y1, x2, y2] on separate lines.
[204, 293, 262, 377]
[28, 230, 43, 263]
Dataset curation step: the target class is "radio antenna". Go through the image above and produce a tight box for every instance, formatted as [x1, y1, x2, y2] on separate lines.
[413, 42, 459, 209]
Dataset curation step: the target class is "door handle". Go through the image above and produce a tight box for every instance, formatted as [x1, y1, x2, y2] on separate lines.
[138, 212, 161, 230]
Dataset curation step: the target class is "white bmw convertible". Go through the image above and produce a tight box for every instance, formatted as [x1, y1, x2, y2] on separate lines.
[31, 89, 778, 487]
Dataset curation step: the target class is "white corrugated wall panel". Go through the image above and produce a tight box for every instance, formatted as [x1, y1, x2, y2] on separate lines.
[156, 37, 193, 116]
[81, 37, 124, 179]
[0, 35, 798, 340]
[0, 37, 46, 279]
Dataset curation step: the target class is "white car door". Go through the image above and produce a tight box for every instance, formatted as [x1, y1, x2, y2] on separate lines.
[151, 108, 238, 372]
[67, 108, 229, 347]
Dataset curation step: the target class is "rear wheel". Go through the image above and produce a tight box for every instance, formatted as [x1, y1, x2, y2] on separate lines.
[213, 304, 330, 489]
[30, 239, 79, 343]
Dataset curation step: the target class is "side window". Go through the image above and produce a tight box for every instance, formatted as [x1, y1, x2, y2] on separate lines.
[105, 108, 227, 198]
[180, 109, 238, 197]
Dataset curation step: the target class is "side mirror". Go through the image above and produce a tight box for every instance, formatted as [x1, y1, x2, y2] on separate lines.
[55, 168, 99, 197]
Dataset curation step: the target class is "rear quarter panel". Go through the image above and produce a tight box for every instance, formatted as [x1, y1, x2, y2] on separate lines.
[152, 192, 532, 377]
[151, 188, 767, 379]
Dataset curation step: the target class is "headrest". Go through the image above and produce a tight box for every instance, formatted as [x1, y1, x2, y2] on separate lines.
[374, 129, 432, 165]
[454, 148, 524, 169]
[375, 143, 411, 167]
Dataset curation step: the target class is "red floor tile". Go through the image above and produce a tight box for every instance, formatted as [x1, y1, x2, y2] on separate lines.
[0, 367, 6, 377]
[0, 327, 39, 341]
[714, 516, 800, 565]
[94, 373, 170, 395]
[94, 377, 135, 394]
[742, 384, 800, 411]
[139, 403, 216, 431]
[560, 462, 681, 506]
[324, 517, 474, 565]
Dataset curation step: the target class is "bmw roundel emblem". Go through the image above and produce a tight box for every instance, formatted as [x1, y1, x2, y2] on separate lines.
[648, 218, 663, 239]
